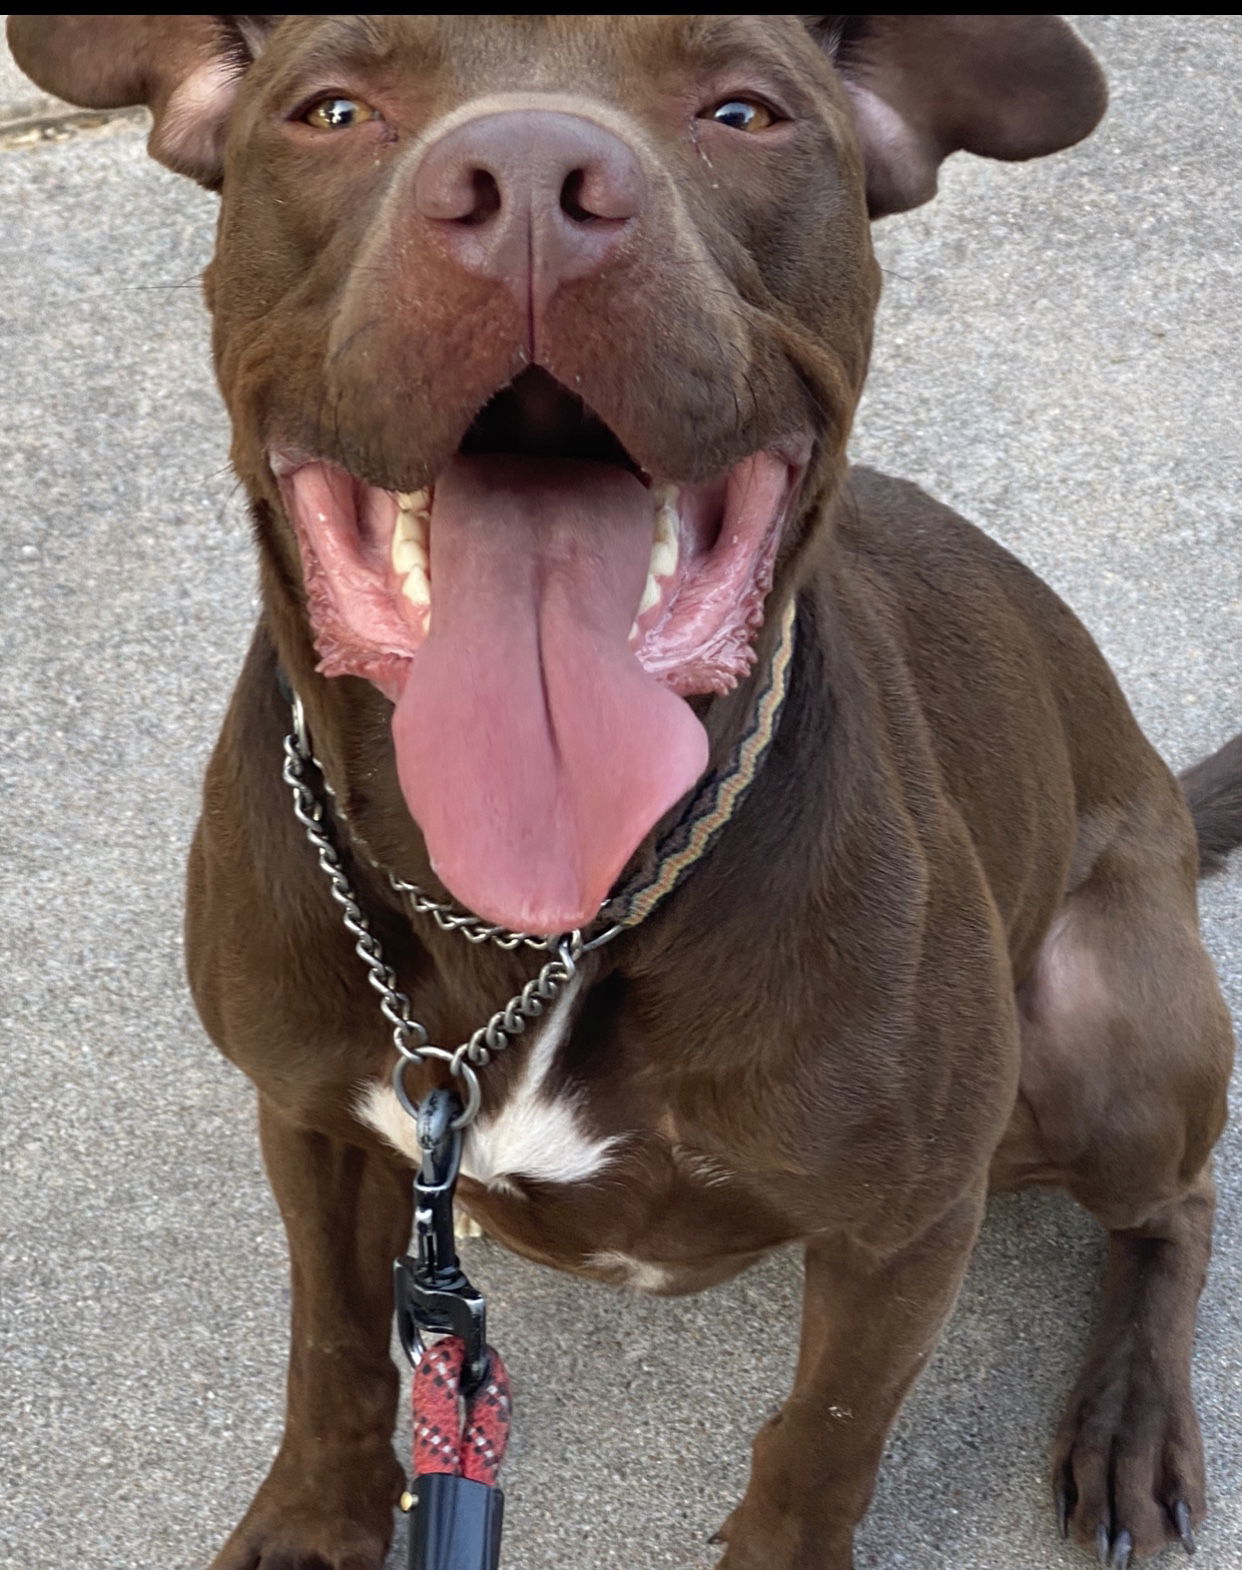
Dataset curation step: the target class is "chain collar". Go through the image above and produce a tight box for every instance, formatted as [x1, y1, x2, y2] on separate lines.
[283, 709, 602, 1128]
[384, 873, 621, 957]
[279, 595, 798, 1128]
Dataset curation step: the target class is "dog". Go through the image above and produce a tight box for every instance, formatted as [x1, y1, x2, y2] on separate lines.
[10, 15, 1241, 1570]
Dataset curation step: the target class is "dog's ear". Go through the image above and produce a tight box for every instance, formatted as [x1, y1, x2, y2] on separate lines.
[5, 15, 281, 188]
[805, 15, 1107, 218]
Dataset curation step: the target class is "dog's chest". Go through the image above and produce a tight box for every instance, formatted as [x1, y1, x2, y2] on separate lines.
[359, 975, 617, 1188]
[355, 977, 789, 1292]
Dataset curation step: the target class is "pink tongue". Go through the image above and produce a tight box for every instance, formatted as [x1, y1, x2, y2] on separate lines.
[392, 455, 709, 933]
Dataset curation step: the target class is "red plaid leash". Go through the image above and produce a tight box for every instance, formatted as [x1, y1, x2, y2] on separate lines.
[413, 1336, 512, 1487]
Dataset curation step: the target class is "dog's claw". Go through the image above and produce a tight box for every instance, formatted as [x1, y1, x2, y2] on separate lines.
[708, 1531, 726, 1547]
[1055, 1486, 1071, 1539]
[1173, 1500, 1196, 1555]
[1095, 1524, 1112, 1565]
[1109, 1529, 1133, 1569]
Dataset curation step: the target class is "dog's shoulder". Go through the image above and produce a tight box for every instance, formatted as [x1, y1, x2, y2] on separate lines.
[832, 465, 1163, 886]
[843, 465, 1040, 588]
[838, 463, 1099, 665]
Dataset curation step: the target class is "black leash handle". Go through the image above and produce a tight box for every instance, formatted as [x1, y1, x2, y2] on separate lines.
[408, 1475, 504, 1570]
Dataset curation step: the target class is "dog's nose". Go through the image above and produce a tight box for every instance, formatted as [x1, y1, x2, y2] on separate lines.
[413, 110, 645, 316]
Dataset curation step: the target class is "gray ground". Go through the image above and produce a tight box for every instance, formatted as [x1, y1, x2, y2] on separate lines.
[1, 16, 1238, 1570]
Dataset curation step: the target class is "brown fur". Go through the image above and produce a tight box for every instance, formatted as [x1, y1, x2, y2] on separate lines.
[9, 15, 1237, 1570]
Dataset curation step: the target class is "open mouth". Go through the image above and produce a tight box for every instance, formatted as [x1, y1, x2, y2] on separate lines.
[276, 368, 805, 933]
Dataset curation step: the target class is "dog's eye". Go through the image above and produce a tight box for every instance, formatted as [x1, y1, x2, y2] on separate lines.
[705, 99, 777, 134]
[302, 96, 378, 131]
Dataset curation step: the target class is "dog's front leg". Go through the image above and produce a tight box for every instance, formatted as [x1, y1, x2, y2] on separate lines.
[210, 1099, 412, 1570]
[715, 1190, 984, 1570]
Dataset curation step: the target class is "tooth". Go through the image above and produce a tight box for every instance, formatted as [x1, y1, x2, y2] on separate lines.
[390, 514, 416, 568]
[637, 574, 660, 617]
[650, 539, 678, 580]
[392, 536, 428, 575]
[391, 503, 430, 575]
[401, 563, 431, 608]
[650, 498, 679, 579]
[396, 488, 430, 514]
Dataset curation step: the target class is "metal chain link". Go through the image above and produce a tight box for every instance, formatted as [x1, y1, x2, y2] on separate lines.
[281, 694, 611, 1128]
[386, 877, 559, 954]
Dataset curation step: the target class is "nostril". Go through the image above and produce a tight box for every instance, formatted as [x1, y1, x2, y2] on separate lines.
[560, 169, 595, 224]
[460, 168, 501, 226]
[559, 153, 644, 226]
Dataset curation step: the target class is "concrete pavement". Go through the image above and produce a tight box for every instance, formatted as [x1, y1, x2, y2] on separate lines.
[2, 18, 1239, 1570]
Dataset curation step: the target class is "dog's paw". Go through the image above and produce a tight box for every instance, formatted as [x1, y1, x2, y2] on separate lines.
[211, 1524, 386, 1570]
[1053, 1354, 1204, 1566]
[211, 1521, 388, 1570]
[708, 1505, 853, 1570]
[208, 1449, 403, 1570]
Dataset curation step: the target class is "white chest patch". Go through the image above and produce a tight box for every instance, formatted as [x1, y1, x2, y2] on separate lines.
[355, 973, 620, 1191]
[585, 1250, 675, 1294]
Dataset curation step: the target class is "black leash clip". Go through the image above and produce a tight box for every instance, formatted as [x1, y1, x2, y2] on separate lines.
[394, 1088, 491, 1396]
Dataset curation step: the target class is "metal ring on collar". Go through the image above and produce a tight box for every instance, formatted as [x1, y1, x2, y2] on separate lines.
[392, 1045, 482, 1128]
[580, 922, 623, 953]
[391, 1052, 425, 1122]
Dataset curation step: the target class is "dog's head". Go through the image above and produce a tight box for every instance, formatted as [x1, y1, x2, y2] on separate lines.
[11, 15, 1104, 933]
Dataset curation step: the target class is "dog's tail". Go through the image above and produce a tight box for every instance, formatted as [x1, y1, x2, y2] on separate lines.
[1181, 732, 1242, 877]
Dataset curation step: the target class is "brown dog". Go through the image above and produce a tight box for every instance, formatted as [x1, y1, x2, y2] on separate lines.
[10, 15, 1240, 1570]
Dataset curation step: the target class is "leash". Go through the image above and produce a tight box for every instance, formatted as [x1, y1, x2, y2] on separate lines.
[393, 1088, 510, 1570]
[278, 594, 797, 1568]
